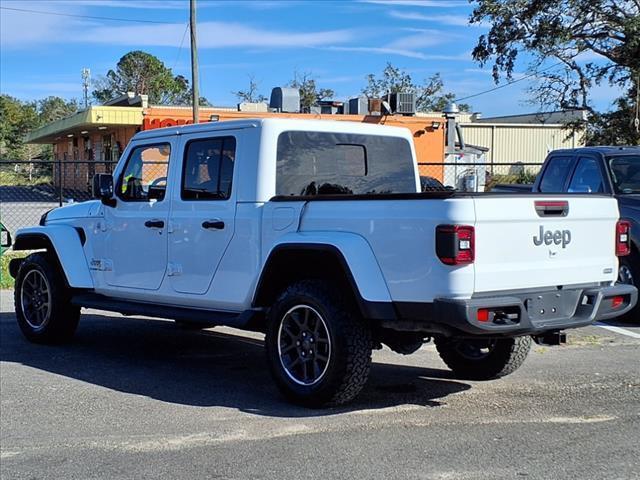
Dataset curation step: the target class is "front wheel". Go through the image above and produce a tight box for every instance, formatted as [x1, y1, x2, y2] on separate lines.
[435, 336, 531, 380]
[14, 253, 80, 344]
[265, 280, 372, 407]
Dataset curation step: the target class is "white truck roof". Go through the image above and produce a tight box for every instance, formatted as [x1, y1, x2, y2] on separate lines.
[132, 117, 413, 141]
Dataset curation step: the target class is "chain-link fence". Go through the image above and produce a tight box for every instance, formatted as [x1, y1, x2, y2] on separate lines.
[418, 162, 543, 192]
[0, 160, 118, 236]
[1, 159, 544, 238]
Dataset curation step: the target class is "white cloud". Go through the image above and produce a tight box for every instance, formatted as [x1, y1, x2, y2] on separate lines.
[389, 10, 484, 27]
[1, 81, 82, 97]
[325, 46, 430, 60]
[41, 0, 222, 9]
[0, 1, 87, 48]
[386, 29, 453, 50]
[575, 50, 609, 63]
[360, 0, 468, 7]
[0, 5, 357, 51]
[316, 75, 360, 84]
[80, 22, 356, 48]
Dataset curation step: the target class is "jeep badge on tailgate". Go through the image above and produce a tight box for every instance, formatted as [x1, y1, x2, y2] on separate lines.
[533, 225, 572, 248]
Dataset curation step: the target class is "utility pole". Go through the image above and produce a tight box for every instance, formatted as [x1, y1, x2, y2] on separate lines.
[190, 0, 200, 124]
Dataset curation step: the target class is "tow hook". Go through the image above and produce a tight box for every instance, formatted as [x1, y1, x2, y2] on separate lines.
[532, 331, 567, 346]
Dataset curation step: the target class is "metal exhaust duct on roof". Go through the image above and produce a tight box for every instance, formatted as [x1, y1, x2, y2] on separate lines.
[269, 87, 301, 113]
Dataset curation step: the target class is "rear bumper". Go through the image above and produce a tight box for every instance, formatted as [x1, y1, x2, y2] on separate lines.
[387, 284, 637, 337]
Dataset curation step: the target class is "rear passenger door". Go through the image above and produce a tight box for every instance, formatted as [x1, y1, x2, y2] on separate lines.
[167, 131, 238, 295]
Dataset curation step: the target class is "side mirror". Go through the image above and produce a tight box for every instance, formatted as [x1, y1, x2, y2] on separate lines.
[92, 174, 116, 206]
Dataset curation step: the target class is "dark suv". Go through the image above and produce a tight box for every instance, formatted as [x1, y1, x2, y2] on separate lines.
[532, 146, 640, 320]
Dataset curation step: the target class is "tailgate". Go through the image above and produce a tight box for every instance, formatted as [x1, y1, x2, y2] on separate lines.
[473, 196, 619, 293]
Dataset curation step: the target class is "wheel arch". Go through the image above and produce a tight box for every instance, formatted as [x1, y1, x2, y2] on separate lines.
[12, 226, 93, 288]
[253, 240, 395, 322]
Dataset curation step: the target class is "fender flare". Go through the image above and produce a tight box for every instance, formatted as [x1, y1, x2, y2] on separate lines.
[255, 232, 395, 321]
[12, 226, 94, 288]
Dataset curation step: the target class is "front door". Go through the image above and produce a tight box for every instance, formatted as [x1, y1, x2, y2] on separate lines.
[168, 132, 238, 295]
[102, 141, 173, 290]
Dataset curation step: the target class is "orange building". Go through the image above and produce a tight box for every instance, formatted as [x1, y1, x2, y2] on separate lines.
[26, 97, 445, 193]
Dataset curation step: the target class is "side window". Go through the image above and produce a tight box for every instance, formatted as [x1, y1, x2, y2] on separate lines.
[539, 156, 574, 192]
[182, 136, 236, 200]
[568, 157, 604, 193]
[118, 143, 171, 201]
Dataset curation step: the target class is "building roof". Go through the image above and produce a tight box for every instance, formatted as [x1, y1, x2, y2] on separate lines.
[25, 106, 143, 143]
[470, 109, 588, 125]
[132, 116, 413, 141]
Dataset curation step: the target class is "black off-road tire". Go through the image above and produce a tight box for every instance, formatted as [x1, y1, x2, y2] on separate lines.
[618, 250, 640, 322]
[14, 253, 80, 344]
[435, 336, 532, 380]
[265, 280, 372, 408]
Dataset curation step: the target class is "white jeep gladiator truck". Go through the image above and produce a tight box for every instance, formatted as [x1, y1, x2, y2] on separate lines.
[10, 118, 637, 407]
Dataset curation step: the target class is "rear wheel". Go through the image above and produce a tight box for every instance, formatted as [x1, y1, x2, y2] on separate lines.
[435, 336, 531, 380]
[265, 280, 372, 407]
[14, 253, 80, 344]
[618, 250, 640, 322]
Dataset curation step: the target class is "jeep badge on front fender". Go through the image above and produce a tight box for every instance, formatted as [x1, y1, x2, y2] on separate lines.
[533, 225, 572, 248]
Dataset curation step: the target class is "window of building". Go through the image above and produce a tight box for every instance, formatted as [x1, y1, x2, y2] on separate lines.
[118, 143, 171, 201]
[182, 136, 236, 200]
[539, 156, 574, 192]
[276, 131, 416, 196]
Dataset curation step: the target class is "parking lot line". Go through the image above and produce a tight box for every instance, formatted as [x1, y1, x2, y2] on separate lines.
[594, 323, 640, 339]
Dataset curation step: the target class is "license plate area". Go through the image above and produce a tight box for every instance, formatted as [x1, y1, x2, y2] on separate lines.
[525, 290, 581, 321]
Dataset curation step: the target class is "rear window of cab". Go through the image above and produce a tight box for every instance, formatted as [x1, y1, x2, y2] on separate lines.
[276, 131, 417, 196]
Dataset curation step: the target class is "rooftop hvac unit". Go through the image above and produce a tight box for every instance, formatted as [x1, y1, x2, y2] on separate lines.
[368, 98, 382, 116]
[385, 92, 416, 115]
[348, 97, 369, 115]
[269, 87, 300, 113]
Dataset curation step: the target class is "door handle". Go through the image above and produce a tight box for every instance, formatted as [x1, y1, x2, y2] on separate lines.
[144, 219, 165, 228]
[202, 220, 225, 230]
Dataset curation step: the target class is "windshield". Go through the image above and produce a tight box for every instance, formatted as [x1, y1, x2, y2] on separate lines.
[609, 155, 640, 194]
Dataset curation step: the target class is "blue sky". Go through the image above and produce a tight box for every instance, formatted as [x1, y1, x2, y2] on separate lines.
[0, 0, 621, 116]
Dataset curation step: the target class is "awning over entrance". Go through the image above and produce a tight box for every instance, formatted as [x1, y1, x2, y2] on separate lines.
[25, 106, 143, 143]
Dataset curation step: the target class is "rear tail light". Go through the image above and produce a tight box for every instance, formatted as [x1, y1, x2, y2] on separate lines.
[436, 225, 475, 265]
[616, 220, 631, 257]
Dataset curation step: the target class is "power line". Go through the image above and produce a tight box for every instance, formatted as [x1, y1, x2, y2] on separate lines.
[455, 62, 565, 102]
[172, 23, 190, 71]
[0, 6, 180, 24]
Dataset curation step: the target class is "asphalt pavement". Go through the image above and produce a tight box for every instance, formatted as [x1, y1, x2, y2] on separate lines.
[1, 290, 639, 480]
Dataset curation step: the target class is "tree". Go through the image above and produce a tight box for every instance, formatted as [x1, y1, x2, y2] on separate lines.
[470, 0, 640, 144]
[0, 95, 79, 160]
[92, 51, 197, 105]
[584, 84, 640, 145]
[0, 95, 38, 160]
[38, 96, 79, 124]
[233, 75, 268, 104]
[289, 71, 334, 112]
[363, 63, 470, 112]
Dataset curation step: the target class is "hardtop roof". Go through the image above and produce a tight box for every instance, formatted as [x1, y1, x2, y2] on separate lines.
[131, 117, 411, 141]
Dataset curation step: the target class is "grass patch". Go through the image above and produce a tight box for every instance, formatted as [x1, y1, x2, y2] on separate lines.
[0, 166, 52, 187]
[0, 252, 24, 289]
